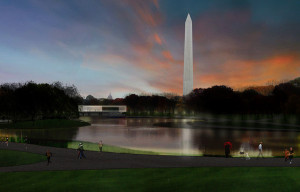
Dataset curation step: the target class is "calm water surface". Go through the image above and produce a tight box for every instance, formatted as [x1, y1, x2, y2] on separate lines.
[1, 117, 299, 156]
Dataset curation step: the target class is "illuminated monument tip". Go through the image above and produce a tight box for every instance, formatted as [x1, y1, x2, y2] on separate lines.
[186, 13, 191, 21]
[107, 93, 113, 100]
[183, 13, 193, 96]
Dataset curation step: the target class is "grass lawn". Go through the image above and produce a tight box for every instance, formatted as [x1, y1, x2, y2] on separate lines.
[0, 167, 299, 192]
[67, 141, 159, 155]
[0, 149, 45, 167]
[0, 119, 90, 129]
[67, 141, 201, 156]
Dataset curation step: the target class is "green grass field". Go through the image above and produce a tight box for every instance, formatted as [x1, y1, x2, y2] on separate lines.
[0, 149, 45, 167]
[0, 119, 90, 129]
[67, 141, 201, 156]
[0, 167, 299, 192]
[67, 141, 159, 155]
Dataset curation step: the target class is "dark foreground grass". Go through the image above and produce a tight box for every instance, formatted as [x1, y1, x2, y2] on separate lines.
[0, 149, 45, 167]
[0, 119, 90, 129]
[0, 167, 299, 192]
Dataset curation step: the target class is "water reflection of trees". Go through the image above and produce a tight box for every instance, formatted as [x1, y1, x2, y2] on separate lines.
[0, 127, 79, 144]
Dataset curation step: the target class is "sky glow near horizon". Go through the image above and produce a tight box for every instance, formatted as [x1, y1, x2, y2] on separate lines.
[0, 0, 300, 98]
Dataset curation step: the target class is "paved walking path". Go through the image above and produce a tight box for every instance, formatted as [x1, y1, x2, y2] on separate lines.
[0, 142, 298, 172]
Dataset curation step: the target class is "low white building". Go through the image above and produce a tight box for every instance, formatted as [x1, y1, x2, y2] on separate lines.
[78, 105, 126, 116]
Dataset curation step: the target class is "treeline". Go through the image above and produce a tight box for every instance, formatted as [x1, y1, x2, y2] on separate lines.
[124, 94, 178, 115]
[83, 82, 300, 115]
[2, 80, 299, 120]
[0, 82, 82, 121]
[83, 94, 179, 115]
[82, 95, 123, 105]
[186, 83, 300, 114]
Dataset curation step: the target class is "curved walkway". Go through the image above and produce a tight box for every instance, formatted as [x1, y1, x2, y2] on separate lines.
[0, 142, 298, 172]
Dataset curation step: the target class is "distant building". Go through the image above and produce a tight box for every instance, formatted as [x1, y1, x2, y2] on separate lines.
[78, 105, 126, 117]
[107, 93, 113, 100]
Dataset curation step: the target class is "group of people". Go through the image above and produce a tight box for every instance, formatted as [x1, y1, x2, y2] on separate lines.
[44, 140, 103, 165]
[2, 136, 29, 149]
[224, 141, 295, 163]
[4, 136, 296, 165]
[76, 140, 103, 160]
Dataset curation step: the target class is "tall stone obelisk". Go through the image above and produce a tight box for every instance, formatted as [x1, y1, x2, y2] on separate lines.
[183, 13, 193, 96]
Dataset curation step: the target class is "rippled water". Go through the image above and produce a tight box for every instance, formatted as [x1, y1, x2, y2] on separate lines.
[1, 117, 299, 156]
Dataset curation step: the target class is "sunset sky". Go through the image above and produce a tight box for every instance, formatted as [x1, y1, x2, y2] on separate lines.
[1, 0, 300, 98]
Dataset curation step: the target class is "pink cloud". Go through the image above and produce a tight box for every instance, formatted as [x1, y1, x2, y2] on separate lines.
[154, 33, 162, 45]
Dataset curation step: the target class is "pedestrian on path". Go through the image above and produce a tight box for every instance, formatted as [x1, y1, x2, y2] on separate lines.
[77, 143, 86, 159]
[45, 150, 52, 165]
[5, 136, 8, 147]
[289, 147, 294, 164]
[224, 141, 232, 158]
[284, 148, 289, 161]
[257, 142, 263, 158]
[98, 140, 103, 152]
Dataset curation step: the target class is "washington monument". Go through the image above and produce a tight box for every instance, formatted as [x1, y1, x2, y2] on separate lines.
[183, 13, 193, 96]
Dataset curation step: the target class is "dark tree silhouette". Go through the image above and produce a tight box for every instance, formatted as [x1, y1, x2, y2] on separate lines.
[0, 81, 80, 121]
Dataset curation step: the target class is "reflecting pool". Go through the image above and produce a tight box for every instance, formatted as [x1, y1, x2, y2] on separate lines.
[1, 117, 299, 156]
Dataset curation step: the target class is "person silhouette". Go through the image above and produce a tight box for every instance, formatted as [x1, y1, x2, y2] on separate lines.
[257, 142, 263, 158]
[45, 150, 52, 165]
[98, 140, 103, 152]
[77, 143, 86, 159]
[289, 147, 294, 164]
[224, 142, 232, 158]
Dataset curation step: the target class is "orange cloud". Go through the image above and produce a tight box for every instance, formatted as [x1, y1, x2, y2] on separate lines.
[196, 54, 300, 89]
[266, 55, 294, 64]
[154, 33, 162, 45]
[124, 0, 162, 27]
[162, 50, 173, 61]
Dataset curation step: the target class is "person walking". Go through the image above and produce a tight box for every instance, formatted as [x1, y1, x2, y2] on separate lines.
[289, 147, 294, 164]
[224, 142, 232, 158]
[284, 148, 289, 162]
[77, 143, 86, 159]
[5, 136, 8, 147]
[257, 142, 263, 158]
[45, 150, 52, 165]
[98, 140, 103, 152]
